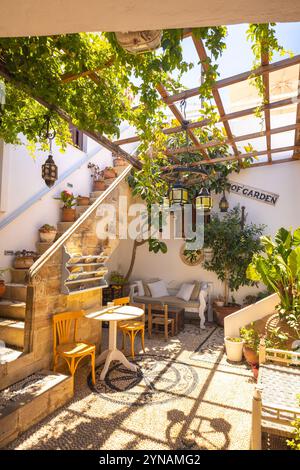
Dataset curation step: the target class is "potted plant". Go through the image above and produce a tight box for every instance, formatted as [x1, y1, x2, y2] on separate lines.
[214, 295, 225, 308]
[204, 206, 265, 326]
[203, 247, 214, 262]
[240, 324, 260, 364]
[110, 271, 125, 287]
[113, 155, 127, 167]
[13, 250, 38, 269]
[247, 226, 300, 345]
[54, 190, 77, 222]
[224, 336, 244, 362]
[0, 268, 9, 298]
[87, 163, 107, 191]
[77, 195, 90, 206]
[103, 166, 117, 179]
[38, 224, 57, 243]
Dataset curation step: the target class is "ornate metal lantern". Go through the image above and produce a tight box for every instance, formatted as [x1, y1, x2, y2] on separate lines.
[42, 154, 58, 188]
[196, 187, 213, 212]
[219, 191, 229, 212]
[115, 30, 162, 54]
[169, 182, 189, 205]
[41, 115, 58, 187]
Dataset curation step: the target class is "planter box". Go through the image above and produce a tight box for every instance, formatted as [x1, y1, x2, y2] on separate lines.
[214, 305, 241, 327]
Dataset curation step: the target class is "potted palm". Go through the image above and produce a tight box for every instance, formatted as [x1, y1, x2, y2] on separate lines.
[247, 227, 300, 347]
[55, 190, 77, 222]
[88, 163, 107, 191]
[38, 224, 57, 243]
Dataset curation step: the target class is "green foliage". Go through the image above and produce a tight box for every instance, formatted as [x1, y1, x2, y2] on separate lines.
[287, 395, 300, 450]
[204, 206, 265, 304]
[39, 224, 56, 232]
[240, 324, 260, 352]
[109, 271, 125, 286]
[247, 227, 300, 338]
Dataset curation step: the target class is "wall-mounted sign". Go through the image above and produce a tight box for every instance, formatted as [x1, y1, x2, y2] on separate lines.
[229, 181, 279, 206]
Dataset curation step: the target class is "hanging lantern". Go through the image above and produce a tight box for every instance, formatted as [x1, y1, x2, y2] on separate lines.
[42, 154, 58, 187]
[196, 187, 213, 212]
[169, 183, 188, 206]
[219, 191, 229, 213]
[115, 30, 162, 54]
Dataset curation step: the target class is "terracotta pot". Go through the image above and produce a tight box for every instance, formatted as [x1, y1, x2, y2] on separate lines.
[39, 230, 57, 243]
[77, 196, 90, 206]
[13, 256, 35, 269]
[0, 280, 6, 298]
[103, 168, 117, 179]
[243, 345, 259, 365]
[61, 207, 76, 222]
[113, 157, 127, 167]
[93, 180, 107, 191]
[214, 305, 241, 327]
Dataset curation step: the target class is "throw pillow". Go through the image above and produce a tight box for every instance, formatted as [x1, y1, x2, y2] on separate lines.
[147, 280, 169, 298]
[191, 281, 201, 301]
[176, 283, 195, 302]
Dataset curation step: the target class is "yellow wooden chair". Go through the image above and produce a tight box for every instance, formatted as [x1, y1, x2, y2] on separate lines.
[53, 310, 96, 387]
[114, 297, 146, 358]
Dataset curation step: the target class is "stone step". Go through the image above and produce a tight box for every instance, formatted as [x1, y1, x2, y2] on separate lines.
[10, 268, 29, 284]
[0, 370, 73, 448]
[36, 241, 54, 255]
[4, 284, 27, 302]
[0, 300, 26, 320]
[57, 221, 74, 234]
[90, 190, 106, 199]
[76, 206, 89, 216]
[0, 318, 24, 348]
[114, 165, 128, 175]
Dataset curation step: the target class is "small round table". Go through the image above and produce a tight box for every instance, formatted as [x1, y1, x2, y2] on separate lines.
[86, 305, 144, 381]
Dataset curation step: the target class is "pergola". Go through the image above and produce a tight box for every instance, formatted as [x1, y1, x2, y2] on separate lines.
[1, 29, 300, 171]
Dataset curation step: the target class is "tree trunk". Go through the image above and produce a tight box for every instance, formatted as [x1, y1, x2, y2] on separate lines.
[124, 238, 147, 282]
[224, 270, 230, 306]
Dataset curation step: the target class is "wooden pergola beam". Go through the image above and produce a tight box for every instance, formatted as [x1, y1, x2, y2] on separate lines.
[192, 35, 239, 156]
[293, 67, 300, 158]
[61, 57, 115, 83]
[164, 54, 300, 104]
[165, 123, 300, 155]
[0, 63, 142, 169]
[156, 83, 209, 158]
[162, 145, 300, 169]
[261, 51, 272, 162]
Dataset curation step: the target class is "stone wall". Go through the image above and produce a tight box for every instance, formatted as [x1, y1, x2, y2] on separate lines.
[0, 176, 131, 390]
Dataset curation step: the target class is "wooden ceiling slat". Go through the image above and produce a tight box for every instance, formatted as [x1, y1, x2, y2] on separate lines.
[165, 54, 300, 104]
[192, 35, 239, 156]
[156, 83, 209, 158]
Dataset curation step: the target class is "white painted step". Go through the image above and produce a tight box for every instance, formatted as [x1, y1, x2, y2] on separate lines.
[0, 318, 24, 348]
[0, 345, 22, 364]
[0, 300, 26, 320]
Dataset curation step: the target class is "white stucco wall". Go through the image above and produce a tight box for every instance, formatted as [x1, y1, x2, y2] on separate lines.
[0, 136, 114, 272]
[109, 160, 300, 303]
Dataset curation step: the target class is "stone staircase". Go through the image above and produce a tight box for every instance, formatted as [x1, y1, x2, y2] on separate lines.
[0, 164, 127, 361]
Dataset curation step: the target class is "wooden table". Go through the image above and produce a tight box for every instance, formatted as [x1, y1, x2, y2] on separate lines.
[149, 305, 185, 335]
[86, 305, 144, 380]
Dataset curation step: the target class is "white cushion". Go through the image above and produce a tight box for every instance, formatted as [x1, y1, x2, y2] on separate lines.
[176, 283, 195, 302]
[147, 280, 168, 298]
[135, 280, 145, 296]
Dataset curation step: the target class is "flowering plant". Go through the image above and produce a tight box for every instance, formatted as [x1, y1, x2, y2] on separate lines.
[54, 190, 77, 208]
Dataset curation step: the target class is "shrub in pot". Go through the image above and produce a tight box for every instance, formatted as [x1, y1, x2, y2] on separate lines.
[13, 250, 38, 269]
[240, 324, 260, 364]
[77, 195, 90, 206]
[38, 224, 57, 243]
[103, 166, 117, 179]
[54, 190, 77, 222]
[224, 336, 244, 362]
